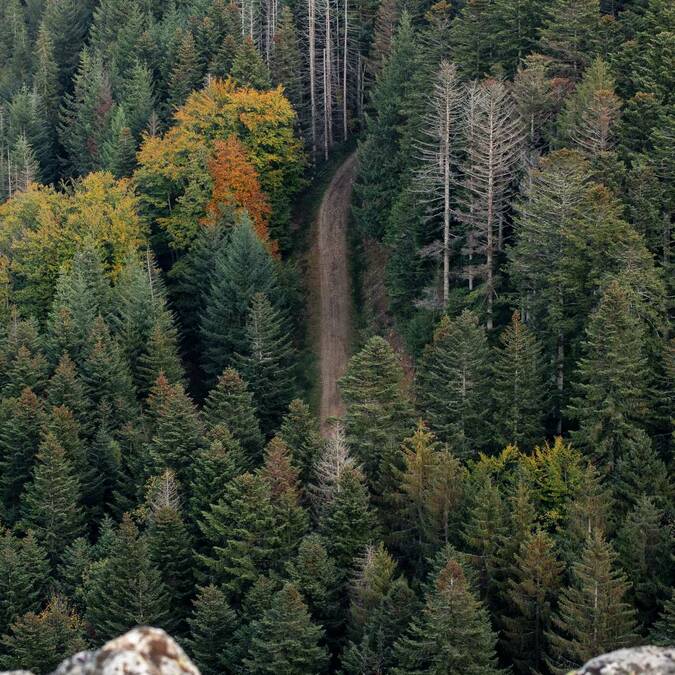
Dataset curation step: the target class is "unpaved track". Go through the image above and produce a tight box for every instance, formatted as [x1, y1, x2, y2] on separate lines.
[317, 153, 356, 435]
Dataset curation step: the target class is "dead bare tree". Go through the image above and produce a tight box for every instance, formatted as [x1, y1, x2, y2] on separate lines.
[415, 61, 463, 308]
[457, 78, 524, 330]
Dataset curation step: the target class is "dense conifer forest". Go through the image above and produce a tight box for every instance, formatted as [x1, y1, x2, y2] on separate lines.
[0, 0, 672, 672]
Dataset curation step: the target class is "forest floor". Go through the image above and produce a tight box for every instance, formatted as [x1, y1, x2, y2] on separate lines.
[312, 152, 357, 436]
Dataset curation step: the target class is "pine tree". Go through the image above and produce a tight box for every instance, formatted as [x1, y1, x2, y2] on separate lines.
[393, 558, 500, 674]
[546, 530, 638, 673]
[538, 0, 601, 78]
[231, 37, 272, 90]
[83, 514, 171, 642]
[416, 312, 490, 457]
[20, 432, 85, 566]
[492, 311, 548, 450]
[615, 496, 673, 629]
[185, 584, 237, 675]
[145, 374, 203, 484]
[0, 596, 87, 675]
[200, 220, 280, 384]
[340, 336, 413, 494]
[234, 293, 297, 433]
[319, 466, 378, 583]
[0, 530, 50, 636]
[203, 368, 264, 463]
[58, 49, 113, 175]
[198, 472, 279, 601]
[568, 280, 652, 474]
[279, 399, 324, 486]
[244, 583, 329, 674]
[168, 30, 204, 109]
[502, 530, 564, 674]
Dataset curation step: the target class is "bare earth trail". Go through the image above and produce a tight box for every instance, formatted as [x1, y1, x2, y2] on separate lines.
[315, 153, 357, 436]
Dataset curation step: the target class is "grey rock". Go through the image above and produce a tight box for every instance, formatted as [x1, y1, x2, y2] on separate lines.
[1, 627, 200, 675]
[574, 646, 675, 675]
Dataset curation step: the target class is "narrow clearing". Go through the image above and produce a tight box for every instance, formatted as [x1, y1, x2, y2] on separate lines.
[316, 153, 356, 435]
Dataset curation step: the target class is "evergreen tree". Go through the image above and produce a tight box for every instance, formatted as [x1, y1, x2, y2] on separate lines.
[168, 30, 204, 109]
[137, 321, 185, 394]
[58, 49, 113, 175]
[100, 106, 136, 177]
[492, 311, 548, 450]
[185, 584, 237, 675]
[231, 37, 272, 90]
[145, 375, 203, 484]
[416, 312, 490, 457]
[83, 514, 171, 642]
[502, 530, 564, 674]
[279, 399, 324, 486]
[547, 530, 638, 673]
[650, 589, 675, 647]
[568, 280, 653, 474]
[46, 355, 92, 436]
[56, 537, 93, 608]
[120, 61, 155, 140]
[20, 432, 85, 565]
[0, 596, 87, 675]
[203, 368, 264, 463]
[270, 8, 304, 124]
[234, 293, 297, 433]
[200, 220, 280, 384]
[244, 583, 329, 674]
[393, 558, 500, 674]
[449, 0, 496, 78]
[340, 336, 413, 494]
[615, 496, 673, 629]
[0, 530, 50, 636]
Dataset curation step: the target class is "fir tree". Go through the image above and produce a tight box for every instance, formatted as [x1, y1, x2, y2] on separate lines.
[200, 220, 280, 384]
[20, 432, 85, 565]
[492, 311, 548, 450]
[168, 30, 204, 109]
[185, 584, 237, 675]
[270, 8, 304, 123]
[56, 537, 93, 608]
[546, 530, 638, 673]
[416, 312, 490, 457]
[244, 583, 329, 674]
[234, 293, 297, 433]
[137, 321, 185, 394]
[279, 399, 324, 486]
[100, 106, 136, 177]
[393, 558, 500, 675]
[45, 355, 92, 436]
[502, 530, 564, 674]
[0, 530, 50, 636]
[231, 37, 272, 90]
[449, 0, 495, 78]
[340, 336, 413, 494]
[650, 589, 675, 646]
[83, 514, 171, 642]
[202, 368, 264, 463]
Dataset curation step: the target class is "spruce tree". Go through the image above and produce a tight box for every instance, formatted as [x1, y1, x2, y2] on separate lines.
[231, 37, 272, 90]
[279, 399, 324, 486]
[200, 220, 280, 384]
[340, 336, 413, 494]
[502, 530, 564, 674]
[492, 311, 548, 450]
[20, 432, 85, 566]
[244, 583, 329, 674]
[650, 589, 675, 646]
[393, 558, 500, 675]
[46, 354, 92, 437]
[546, 530, 638, 673]
[100, 106, 136, 177]
[56, 537, 93, 608]
[168, 30, 204, 109]
[202, 368, 264, 463]
[185, 584, 237, 675]
[137, 321, 185, 394]
[120, 60, 155, 139]
[449, 0, 496, 78]
[83, 514, 171, 642]
[0, 596, 87, 675]
[234, 293, 297, 433]
[270, 8, 304, 124]
[416, 312, 490, 457]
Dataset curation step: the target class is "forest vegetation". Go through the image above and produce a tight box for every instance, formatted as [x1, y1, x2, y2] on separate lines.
[0, 0, 672, 673]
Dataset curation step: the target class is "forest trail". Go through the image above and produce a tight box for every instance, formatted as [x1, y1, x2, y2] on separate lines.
[316, 152, 357, 436]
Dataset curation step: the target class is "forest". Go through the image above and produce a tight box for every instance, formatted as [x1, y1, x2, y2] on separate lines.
[0, 0, 672, 673]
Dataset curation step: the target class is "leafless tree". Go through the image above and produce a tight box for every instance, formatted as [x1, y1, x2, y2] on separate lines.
[309, 422, 355, 509]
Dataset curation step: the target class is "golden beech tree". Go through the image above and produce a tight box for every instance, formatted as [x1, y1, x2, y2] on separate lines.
[205, 136, 274, 252]
[135, 78, 304, 252]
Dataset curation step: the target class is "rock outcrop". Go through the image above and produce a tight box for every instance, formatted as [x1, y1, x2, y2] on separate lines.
[573, 646, 675, 675]
[1, 627, 200, 675]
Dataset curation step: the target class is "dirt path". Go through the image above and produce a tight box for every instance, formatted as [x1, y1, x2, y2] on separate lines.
[316, 153, 356, 435]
